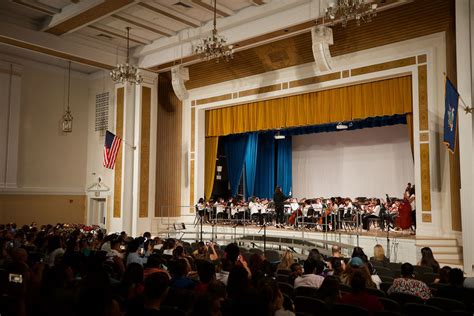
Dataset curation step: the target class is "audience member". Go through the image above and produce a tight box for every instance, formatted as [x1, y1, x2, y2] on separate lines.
[387, 262, 432, 300]
[370, 244, 390, 267]
[418, 247, 440, 273]
[294, 259, 324, 289]
[340, 270, 384, 314]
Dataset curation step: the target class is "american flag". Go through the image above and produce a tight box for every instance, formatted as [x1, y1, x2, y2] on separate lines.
[103, 130, 122, 169]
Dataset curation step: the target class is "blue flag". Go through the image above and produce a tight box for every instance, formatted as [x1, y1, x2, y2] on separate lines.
[443, 78, 459, 152]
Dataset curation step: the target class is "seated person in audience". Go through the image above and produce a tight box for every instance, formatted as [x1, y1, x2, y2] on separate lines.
[370, 244, 390, 267]
[169, 258, 196, 290]
[315, 275, 341, 306]
[340, 257, 378, 289]
[434, 265, 451, 284]
[326, 257, 344, 279]
[257, 276, 295, 316]
[216, 243, 251, 285]
[195, 260, 216, 295]
[418, 247, 440, 273]
[288, 262, 303, 286]
[387, 262, 432, 300]
[141, 272, 170, 316]
[340, 270, 384, 314]
[277, 250, 294, 273]
[192, 241, 219, 262]
[143, 254, 170, 279]
[126, 239, 148, 267]
[294, 258, 325, 289]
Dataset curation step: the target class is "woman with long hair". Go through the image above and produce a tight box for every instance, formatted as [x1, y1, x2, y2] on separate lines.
[277, 250, 294, 272]
[370, 244, 390, 267]
[419, 247, 440, 273]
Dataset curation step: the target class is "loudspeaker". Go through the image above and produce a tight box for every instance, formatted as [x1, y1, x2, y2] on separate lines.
[311, 25, 334, 72]
[171, 65, 189, 101]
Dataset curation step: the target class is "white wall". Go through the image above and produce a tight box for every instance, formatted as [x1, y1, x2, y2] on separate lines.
[292, 125, 414, 199]
[0, 57, 90, 193]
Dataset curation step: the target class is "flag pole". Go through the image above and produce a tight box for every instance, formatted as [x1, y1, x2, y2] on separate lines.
[122, 139, 136, 150]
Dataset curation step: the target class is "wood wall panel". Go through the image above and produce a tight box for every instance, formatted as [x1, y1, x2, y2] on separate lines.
[0, 195, 86, 226]
[113, 87, 124, 218]
[422, 213, 432, 223]
[420, 143, 432, 212]
[289, 72, 341, 88]
[418, 65, 429, 131]
[155, 73, 182, 217]
[350, 57, 416, 76]
[170, 0, 453, 89]
[139, 86, 151, 218]
[191, 108, 195, 152]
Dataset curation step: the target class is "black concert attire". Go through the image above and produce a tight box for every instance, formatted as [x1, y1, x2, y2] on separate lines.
[273, 190, 287, 225]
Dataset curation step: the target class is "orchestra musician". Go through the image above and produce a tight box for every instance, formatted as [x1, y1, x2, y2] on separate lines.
[273, 186, 288, 228]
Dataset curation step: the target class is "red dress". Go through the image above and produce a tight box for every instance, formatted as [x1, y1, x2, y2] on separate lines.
[396, 199, 412, 229]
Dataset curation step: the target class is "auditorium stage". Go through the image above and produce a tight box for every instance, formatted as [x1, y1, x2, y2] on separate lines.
[157, 221, 418, 264]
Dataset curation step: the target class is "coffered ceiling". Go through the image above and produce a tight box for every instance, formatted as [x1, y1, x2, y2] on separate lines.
[0, 0, 412, 74]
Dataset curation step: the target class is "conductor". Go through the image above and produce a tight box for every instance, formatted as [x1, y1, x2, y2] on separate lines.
[273, 186, 288, 228]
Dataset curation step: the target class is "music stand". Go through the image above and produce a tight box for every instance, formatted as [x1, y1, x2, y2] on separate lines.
[173, 223, 186, 241]
[258, 222, 267, 253]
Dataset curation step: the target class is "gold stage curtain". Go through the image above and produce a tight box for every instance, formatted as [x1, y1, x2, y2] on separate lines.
[206, 76, 413, 137]
[204, 136, 219, 200]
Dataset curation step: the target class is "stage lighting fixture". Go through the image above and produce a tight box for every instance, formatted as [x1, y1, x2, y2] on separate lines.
[336, 122, 348, 130]
[274, 131, 286, 139]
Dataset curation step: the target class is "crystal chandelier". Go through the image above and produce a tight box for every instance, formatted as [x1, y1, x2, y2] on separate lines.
[61, 61, 73, 133]
[110, 27, 143, 84]
[193, 0, 233, 62]
[325, 0, 377, 27]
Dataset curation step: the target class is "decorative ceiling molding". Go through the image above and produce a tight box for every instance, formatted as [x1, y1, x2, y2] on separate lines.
[190, 0, 232, 17]
[43, 0, 137, 35]
[11, 0, 60, 15]
[0, 35, 114, 70]
[137, 2, 200, 28]
[111, 13, 175, 37]
[88, 24, 151, 45]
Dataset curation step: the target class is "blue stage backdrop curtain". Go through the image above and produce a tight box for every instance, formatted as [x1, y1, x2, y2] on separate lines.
[224, 134, 248, 197]
[277, 136, 292, 196]
[244, 133, 258, 199]
[254, 133, 275, 199]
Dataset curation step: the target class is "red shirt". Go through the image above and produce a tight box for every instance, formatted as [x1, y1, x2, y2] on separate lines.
[340, 292, 384, 314]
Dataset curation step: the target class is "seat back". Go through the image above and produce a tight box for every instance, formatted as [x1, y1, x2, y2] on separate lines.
[294, 296, 329, 315]
[403, 303, 444, 316]
[295, 286, 319, 298]
[278, 282, 294, 299]
[427, 297, 467, 311]
[332, 303, 369, 316]
[389, 292, 424, 306]
[378, 297, 401, 312]
[366, 287, 387, 298]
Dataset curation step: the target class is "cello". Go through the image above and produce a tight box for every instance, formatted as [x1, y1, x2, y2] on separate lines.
[288, 199, 302, 225]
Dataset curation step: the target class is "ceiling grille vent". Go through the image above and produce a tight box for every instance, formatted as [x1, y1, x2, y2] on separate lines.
[95, 92, 109, 133]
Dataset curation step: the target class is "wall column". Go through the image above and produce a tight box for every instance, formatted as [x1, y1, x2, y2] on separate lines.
[456, 0, 474, 273]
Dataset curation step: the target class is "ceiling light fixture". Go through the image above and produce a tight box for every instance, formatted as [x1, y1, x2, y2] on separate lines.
[193, 0, 233, 62]
[110, 27, 143, 85]
[325, 0, 377, 27]
[61, 61, 73, 133]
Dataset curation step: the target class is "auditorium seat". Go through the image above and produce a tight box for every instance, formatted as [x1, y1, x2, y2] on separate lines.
[278, 282, 294, 299]
[403, 303, 444, 316]
[378, 297, 402, 313]
[332, 303, 369, 316]
[427, 297, 467, 311]
[295, 286, 319, 298]
[376, 267, 395, 278]
[420, 272, 439, 284]
[389, 292, 424, 306]
[277, 273, 290, 284]
[294, 296, 329, 315]
[366, 287, 387, 298]
[380, 282, 393, 294]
